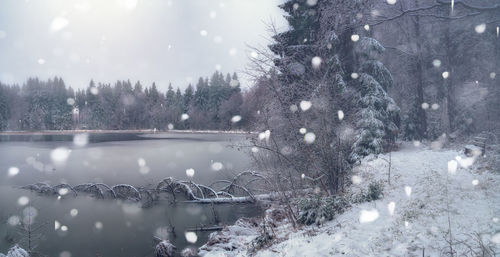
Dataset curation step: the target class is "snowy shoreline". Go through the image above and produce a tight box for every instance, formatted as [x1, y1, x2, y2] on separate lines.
[0, 129, 254, 135]
[199, 143, 500, 256]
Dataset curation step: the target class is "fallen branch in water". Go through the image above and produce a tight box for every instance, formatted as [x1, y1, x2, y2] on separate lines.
[19, 171, 272, 206]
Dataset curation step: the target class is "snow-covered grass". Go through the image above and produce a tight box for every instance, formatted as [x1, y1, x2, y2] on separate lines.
[200, 143, 500, 256]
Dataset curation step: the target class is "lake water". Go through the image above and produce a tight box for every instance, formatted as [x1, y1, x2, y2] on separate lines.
[0, 132, 260, 256]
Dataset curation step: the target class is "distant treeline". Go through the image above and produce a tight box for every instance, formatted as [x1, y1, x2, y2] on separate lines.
[0, 71, 262, 131]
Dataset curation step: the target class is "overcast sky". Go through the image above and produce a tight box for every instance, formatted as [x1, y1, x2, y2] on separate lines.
[0, 0, 286, 91]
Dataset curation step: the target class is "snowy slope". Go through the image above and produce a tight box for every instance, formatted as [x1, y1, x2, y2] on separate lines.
[201, 143, 500, 256]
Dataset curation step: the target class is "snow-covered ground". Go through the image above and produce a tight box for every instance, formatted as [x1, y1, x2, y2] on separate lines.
[200, 143, 500, 256]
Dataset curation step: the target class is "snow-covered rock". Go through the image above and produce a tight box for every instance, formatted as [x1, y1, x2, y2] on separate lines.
[154, 240, 175, 257]
[1, 245, 29, 257]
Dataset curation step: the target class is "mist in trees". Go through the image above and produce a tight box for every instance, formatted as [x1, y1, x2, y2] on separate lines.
[0, 71, 259, 131]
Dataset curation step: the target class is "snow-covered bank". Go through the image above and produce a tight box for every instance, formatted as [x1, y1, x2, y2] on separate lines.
[199, 143, 500, 256]
[0, 129, 253, 135]
[0, 245, 29, 257]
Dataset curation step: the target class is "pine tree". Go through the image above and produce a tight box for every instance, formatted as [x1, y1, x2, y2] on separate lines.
[183, 84, 194, 112]
[349, 37, 400, 163]
[0, 83, 9, 130]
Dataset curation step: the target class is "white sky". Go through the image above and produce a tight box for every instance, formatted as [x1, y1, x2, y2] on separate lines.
[0, 0, 286, 91]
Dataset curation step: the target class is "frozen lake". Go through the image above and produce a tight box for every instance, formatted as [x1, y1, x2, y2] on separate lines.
[0, 132, 260, 256]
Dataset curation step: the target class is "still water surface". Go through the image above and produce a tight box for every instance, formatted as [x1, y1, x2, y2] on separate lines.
[0, 132, 259, 256]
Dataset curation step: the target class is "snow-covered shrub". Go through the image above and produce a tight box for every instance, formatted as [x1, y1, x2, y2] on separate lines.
[401, 199, 426, 222]
[297, 195, 350, 225]
[250, 224, 273, 252]
[360, 181, 384, 202]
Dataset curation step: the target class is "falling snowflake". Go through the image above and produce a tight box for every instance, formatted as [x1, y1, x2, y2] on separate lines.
[306, 0, 317, 6]
[442, 71, 449, 79]
[364, 24, 370, 31]
[447, 160, 458, 174]
[404, 186, 412, 197]
[386, 0, 397, 5]
[432, 59, 441, 67]
[186, 168, 195, 177]
[311, 56, 322, 69]
[95, 221, 103, 230]
[122, 203, 142, 215]
[351, 73, 359, 79]
[18, 196, 29, 206]
[90, 86, 99, 95]
[229, 79, 239, 87]
[421, 103, 429, 110]
[351, 34, 360, 42]
[304, 132, 316, 144]
[491, 233, 500, 244]
[299, 128, 307, 134]
[8, 166, 19, 177]
[387, 202, 395, 216]
[185, 232, 198, 243]
[300, 100, 312, 111]
[73, 133, 89, 147]
[51, 17, 69, 32]
[200, 30, 208, 37]
[181, 113, 189, 121]
[58, 188, 69, 196]
[359, 209, 379, 223]
[70, 209, 78, 217]
[66, 98, 75, 105]
[231, 115, 242, 123]
[211, 162, 223, 171]
[474, 23, 486, 34]
[51, 147, 71, 165]
[352, 175, 362, 184]
[7, 216, 20, 226]
[338, 110, 344, 120]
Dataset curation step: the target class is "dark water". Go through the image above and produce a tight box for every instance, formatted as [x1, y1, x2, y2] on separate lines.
[0, 132, 260, 257]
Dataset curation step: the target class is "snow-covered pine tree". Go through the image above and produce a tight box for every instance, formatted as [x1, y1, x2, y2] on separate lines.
[256, 0, 348, 194]
[349, 37, 400, 163]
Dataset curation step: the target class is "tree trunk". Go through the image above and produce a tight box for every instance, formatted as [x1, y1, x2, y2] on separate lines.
[413, 0, 428, 139]
[444, 19, 456, 133]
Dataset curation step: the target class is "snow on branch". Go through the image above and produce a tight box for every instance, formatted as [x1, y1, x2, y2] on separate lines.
[19, 172, 272, 206]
